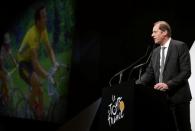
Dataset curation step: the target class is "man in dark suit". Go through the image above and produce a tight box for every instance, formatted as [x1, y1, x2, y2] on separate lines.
[137, 21, 192, 131]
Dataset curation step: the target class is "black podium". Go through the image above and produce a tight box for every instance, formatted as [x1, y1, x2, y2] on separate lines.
[90, 81, 176, 131]
[90, 81, 134, 131]
[134, 84, 176, 131]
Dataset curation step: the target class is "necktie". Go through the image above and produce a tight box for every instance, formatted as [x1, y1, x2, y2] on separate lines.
[159, 47, 166, 83]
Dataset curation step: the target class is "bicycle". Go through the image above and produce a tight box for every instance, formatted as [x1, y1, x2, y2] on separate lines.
[7, 66, 35, 119]
[45, 63, 69, 122]
[5, 62, 69, 122]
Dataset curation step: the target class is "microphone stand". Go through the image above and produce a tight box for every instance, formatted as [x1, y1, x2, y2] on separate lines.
[108, 45, 152, 87]
[127, 50, 152, 82]
[127, 44, 156, 82]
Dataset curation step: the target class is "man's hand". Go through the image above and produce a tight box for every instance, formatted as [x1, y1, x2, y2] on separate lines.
[47, 62, 59, 85]
[54, 61, 59, 68]
[47, 73, 55, 84]
[154, 83, 168, 91]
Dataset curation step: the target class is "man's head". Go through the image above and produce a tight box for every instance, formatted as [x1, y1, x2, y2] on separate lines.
[35, 6, 47, 31]
[4, 32, 11, 44]
[151, 21, 171, 45]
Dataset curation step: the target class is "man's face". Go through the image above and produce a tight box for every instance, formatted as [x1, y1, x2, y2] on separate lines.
[151, 24, 166, 45]
[39, 8, 47, 30]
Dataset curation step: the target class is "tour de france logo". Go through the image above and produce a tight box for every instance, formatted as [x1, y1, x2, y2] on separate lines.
[107, 95, 125, 126]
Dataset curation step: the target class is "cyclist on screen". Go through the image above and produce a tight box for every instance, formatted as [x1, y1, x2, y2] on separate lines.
[0, 32, 17, 107]
[17, 5, 58, 120]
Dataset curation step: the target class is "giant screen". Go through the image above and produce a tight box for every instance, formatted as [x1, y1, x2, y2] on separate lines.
[0, 0, 74, 123]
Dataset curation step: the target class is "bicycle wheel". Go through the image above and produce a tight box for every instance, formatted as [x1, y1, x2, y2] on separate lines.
[8, 87, 24, 116]
[45, 63, 69, 122]
[15, 96, 34, 119]
[47, 95, 68, 123]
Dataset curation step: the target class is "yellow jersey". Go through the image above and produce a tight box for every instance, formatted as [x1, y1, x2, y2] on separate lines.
[17, 25, 49, 62]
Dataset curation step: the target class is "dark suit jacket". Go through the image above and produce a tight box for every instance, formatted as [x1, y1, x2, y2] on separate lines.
[140, 39, 192, 104]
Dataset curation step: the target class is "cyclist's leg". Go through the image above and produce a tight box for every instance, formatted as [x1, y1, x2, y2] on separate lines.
[0, 68, 9, 105]
[30, 72, 44, 120]
[18, 61, 44, 120]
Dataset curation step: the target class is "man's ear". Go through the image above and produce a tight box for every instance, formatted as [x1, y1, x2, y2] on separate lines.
[162, 30, 168, 36]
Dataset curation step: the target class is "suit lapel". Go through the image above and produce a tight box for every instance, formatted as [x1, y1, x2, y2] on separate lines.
[164, 40, 173, 70]
[155, 47, 161, 80]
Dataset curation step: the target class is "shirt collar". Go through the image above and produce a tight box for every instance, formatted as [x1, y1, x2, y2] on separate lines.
[161, 37, 171, 48]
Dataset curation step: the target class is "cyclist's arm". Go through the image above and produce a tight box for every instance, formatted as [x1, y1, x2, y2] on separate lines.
[1, 43, 18, 67]
[45, 42, 58, 66]
[8, 51, 18, 67]
[31, 48, 48, 78]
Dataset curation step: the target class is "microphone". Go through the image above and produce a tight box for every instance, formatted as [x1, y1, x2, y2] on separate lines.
[108, 45, 152, 87]
[127, 44, 156, 81]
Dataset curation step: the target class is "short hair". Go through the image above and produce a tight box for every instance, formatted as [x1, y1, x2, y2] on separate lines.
[34, 5, 46, 23]
[154, 21, 172, 37]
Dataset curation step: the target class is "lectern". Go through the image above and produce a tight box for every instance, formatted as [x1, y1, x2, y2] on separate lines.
[90, 81, 134, 131]
[90, 81, 176, 131]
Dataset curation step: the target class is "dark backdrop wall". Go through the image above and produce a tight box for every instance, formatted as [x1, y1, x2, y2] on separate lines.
[67, 0, 195, 119]
[1, 0, 195, 130]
